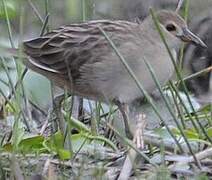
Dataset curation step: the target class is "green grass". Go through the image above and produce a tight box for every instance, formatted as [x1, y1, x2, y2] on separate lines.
[0, 0, 211, 179]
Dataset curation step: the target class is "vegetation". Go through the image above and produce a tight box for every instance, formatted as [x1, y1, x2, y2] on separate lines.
[0, 0, 211, 179]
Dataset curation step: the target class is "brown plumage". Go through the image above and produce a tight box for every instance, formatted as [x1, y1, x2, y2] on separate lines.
[22, 10, 206, 137]
[23, 20, 142, 101]
[23, 10, 205, 103]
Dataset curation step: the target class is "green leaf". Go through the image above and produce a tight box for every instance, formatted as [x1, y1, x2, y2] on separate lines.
[183, 129, 199, 139]
[206, 127, 212, 137]
[198, 104, 211, 113]
[67, 116, 90, 133]
[57, 149, 71, 160]
[12, 118, 25, 150]
[18, 135, 45, 153]
[44, 131, 73, 160]
[46, 131, 65, 149]
[2, 143, 12, 152]
[172, 128, 199, 139]
[3, 135, 45, 153]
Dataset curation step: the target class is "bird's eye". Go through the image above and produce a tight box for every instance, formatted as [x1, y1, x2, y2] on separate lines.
[166, 24, 176, 32]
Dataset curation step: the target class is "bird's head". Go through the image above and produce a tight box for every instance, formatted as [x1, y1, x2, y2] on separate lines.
[156, 10, 207, 48]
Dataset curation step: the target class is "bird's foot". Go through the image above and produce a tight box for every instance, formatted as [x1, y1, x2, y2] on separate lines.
[54, 94, 66, 132]
[133, 113, 147, 149]
[125, 125, 133, 140]
[114, 100, 133, 139]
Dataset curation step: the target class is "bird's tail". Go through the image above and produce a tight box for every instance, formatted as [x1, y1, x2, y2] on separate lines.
[0, 46, 59, 73]
[0, 46, 26, 58]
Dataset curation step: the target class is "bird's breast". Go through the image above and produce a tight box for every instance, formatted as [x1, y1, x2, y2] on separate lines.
[103, 47, 176, 104]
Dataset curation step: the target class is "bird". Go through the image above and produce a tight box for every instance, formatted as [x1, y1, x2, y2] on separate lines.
[19, 10, 206, 139]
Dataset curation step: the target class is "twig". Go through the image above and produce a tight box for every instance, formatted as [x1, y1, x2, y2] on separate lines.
[192, 147, 212, 162]
[165, 147, 212, 163]
[118, 114, 147, 180]
[118, 149, 136, 180]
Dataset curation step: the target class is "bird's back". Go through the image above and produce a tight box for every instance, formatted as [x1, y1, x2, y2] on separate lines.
[23, 20, 138, 77]
[23, 18, 175, 103]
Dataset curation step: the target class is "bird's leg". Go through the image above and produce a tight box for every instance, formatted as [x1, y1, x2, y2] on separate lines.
[133, 113, 147, 149]
[114, 101, 133, 139]
[77, 97, 84, 121]
[52, 93, 66, 134]
[118, 113, 147, 180]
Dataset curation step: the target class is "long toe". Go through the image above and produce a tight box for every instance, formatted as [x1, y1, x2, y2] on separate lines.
[133, 113, 147, 149]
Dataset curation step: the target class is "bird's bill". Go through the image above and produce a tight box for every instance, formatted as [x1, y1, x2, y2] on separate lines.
[178, 28, 207, 48]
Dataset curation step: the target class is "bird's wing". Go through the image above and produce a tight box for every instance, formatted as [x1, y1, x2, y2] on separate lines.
[23, 20, 138, 80]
